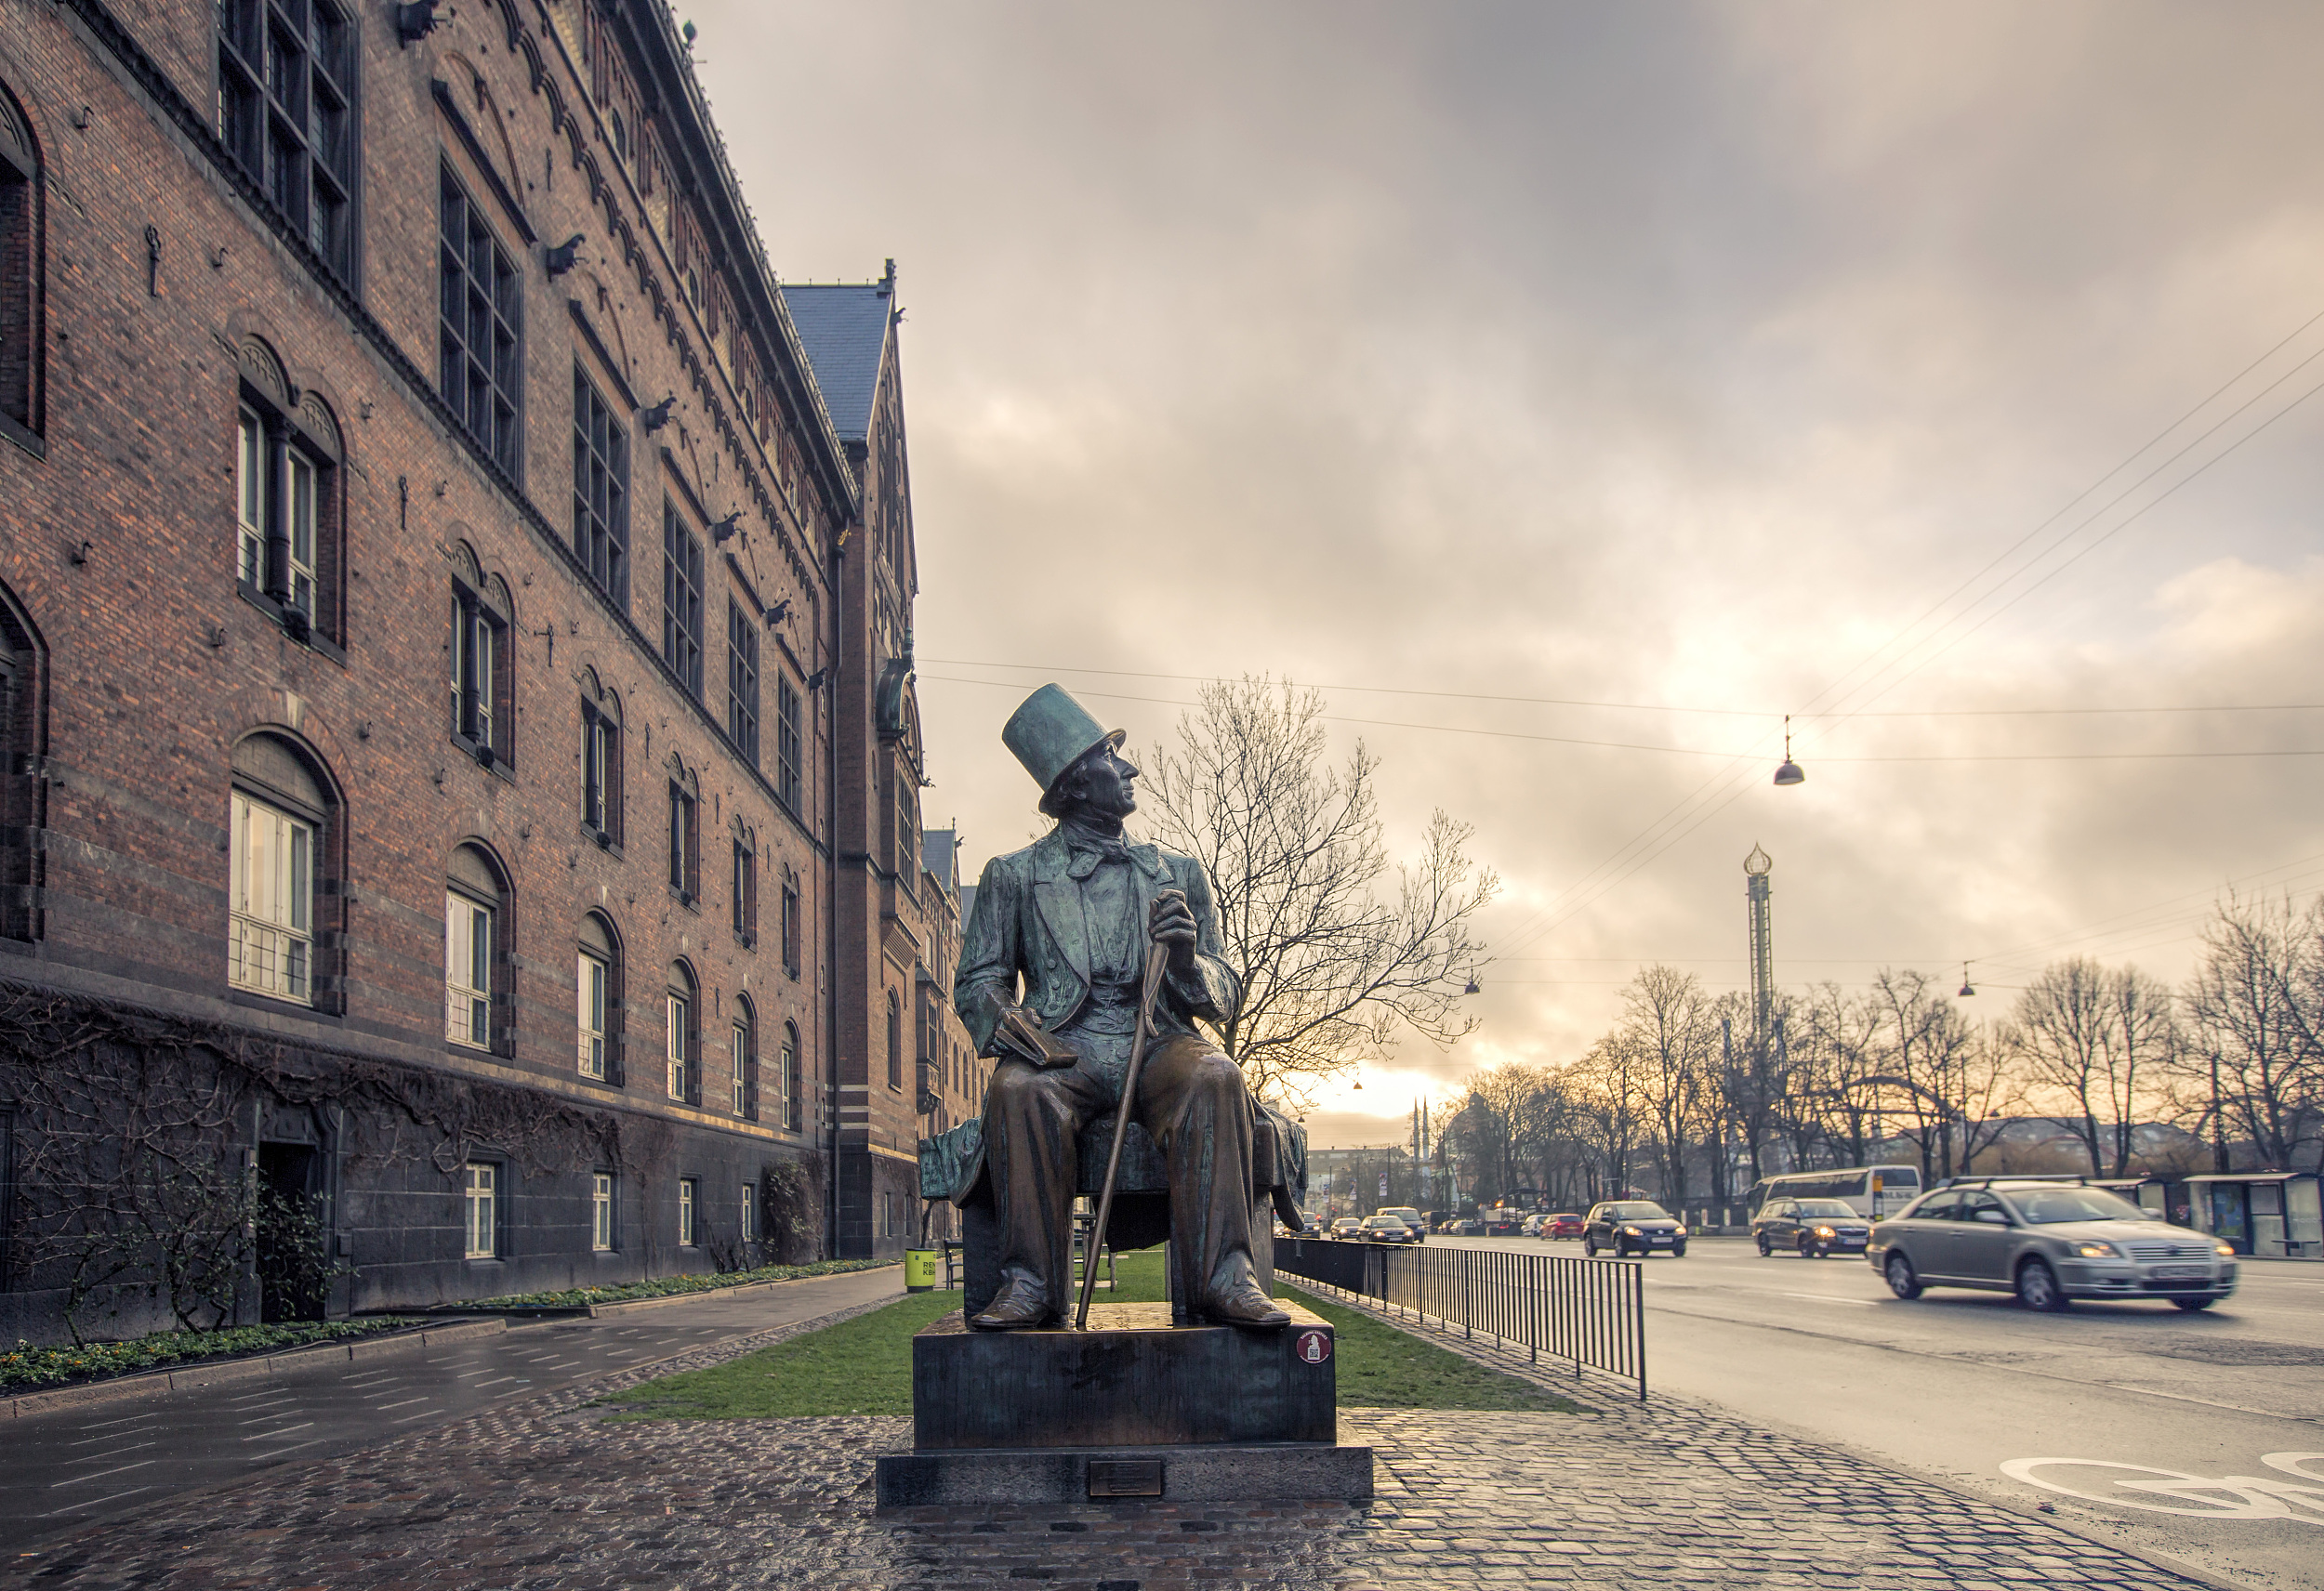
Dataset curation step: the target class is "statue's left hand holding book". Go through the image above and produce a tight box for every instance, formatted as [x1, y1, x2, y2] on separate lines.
[993, 1005, 1080, 1070]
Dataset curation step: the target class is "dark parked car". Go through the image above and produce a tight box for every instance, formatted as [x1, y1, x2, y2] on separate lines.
[1375, 1207, 1427, 1243]
[1868, 1180, 2238, 1311]
[1358, 1215, 1421, 1244]
[1544, 1212, 1584, 1240]
[1753, 1197, 1872, 1258]
[1583, 1200, 1687, 1257]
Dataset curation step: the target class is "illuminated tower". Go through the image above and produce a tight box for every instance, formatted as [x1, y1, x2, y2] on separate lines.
[1744, 844, 1774, 1046]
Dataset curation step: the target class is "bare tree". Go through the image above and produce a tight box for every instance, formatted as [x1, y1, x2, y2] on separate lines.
[2185, 892, 2323, 1172]
[1146, 677, 1497, 1109]
[1617, 966, 1717, 1209]
[2011, 957, 2180, 1177]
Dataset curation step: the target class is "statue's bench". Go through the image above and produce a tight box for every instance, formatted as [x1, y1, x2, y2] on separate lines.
[917, 1107, 1308, 1323]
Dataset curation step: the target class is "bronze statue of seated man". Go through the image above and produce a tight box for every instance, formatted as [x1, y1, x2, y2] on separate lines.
[951, 684, 1287, 1332]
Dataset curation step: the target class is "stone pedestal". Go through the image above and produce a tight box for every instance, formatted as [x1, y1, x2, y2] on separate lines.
[873, 1298, 1372, 1507]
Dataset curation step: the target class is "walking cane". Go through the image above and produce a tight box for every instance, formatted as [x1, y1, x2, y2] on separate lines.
[1075, 940, 1172, 1332]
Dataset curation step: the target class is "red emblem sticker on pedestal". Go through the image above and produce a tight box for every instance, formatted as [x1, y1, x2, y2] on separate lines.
[1295, 1328, 1332, 1364]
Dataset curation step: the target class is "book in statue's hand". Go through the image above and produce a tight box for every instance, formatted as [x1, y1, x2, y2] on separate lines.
[995, 1006, 1080, 1069]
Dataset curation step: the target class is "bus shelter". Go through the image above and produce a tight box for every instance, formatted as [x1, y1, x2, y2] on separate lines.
[2087, 1175, 2192, 1228]
[2182, 1172, 2322, 1259]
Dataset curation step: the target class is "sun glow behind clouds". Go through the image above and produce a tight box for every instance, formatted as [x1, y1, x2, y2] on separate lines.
[696, 2, 2324, 1134]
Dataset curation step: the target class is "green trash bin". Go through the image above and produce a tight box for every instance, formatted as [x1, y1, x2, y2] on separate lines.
[905, 1248, 939, 1292]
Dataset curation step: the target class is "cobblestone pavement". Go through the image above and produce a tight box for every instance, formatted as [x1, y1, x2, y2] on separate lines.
[0, 1287, 2234, 1591]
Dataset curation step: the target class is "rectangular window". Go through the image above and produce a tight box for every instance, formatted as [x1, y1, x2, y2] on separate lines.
[781, 1030, 801, 1132]
[780, 872, 801, 978]
[446, 892, 493, 1048]
[218, 0, 355, 281]
[775, 675, 802, 812]
[739, 1184, 755, 1243]
[439, 166, 522, 473]
[726, 598, 759, 764]
[237, 409, 265, 588]
[573, 366, 628, 597]
[666, 992, 689, 1100]
[667, 784, 698, 901]
[578, 949, 609, 1079]
[591, 1173, 614, 1252]
[228, 791, 314, 1005]
[464, 1162, 496, 1258]
[581, 703, 619, 841]
[661, 503, 704, 695]
[678, 1177, 696, 1246]
[732, 1020, 749, 1115]
[285, 450, 317, 620]
[732, 840, 756, 944]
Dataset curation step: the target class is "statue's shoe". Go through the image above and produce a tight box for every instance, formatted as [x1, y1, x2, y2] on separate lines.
[968, 1281, 1054, 1330]
[1198, 1282, 1289, 1330]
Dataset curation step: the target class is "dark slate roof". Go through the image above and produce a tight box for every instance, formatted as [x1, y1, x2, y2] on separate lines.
[921, 828, 959, 893]
[779, 283, 890, 443]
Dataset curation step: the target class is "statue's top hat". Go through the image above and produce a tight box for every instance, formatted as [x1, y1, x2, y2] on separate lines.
[1002, 684, 1124, 796]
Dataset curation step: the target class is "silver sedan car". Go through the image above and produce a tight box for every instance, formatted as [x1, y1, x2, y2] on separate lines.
[1868, 1180, 2237, 1312]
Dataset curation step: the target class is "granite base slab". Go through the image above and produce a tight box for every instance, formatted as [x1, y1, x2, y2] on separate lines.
[911, 1298, 1339, 1449]
[874, 1440, 1375, 1507]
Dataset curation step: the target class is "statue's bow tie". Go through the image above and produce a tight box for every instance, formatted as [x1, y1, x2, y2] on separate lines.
[1064, 835, 1131, 876]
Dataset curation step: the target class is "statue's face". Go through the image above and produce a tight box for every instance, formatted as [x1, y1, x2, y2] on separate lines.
[1067, 745, 1140, 821]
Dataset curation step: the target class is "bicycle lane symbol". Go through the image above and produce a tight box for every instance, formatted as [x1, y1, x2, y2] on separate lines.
[2000, 1453, 2324, 1523]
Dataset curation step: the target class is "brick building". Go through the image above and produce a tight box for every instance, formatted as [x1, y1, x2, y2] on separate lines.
[0, 0, 950, 1341]
[783, 277, 982, 1258]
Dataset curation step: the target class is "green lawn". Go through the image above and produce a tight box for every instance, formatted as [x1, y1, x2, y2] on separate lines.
[600, 1247, 1577, 1419]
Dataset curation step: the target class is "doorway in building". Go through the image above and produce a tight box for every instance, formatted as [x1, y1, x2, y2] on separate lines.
[256, 1141, 328, 1321]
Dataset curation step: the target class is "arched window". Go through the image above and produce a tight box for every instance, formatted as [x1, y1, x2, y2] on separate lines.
[447, 546, 513, 769]
[446, 842, 510, 1052]
[781, 1020, 801, 1132]
[730, 994, 757, 1120]
[577, 911, 624, 1085]
[579, 673, 622, 847]
[0, 84, 43, 452]
[234, 341, 343, 645]
[886, 990, 903, 1091]
[730, 820, 757, 947]
[230, 732, 337, 1007]
[0, 582, 45, 940]
[666, 756, 699, 903]
[665, 961, 698, 1104]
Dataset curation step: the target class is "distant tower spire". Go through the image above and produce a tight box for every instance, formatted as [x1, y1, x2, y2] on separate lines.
[1744, 844, 1774, 1045]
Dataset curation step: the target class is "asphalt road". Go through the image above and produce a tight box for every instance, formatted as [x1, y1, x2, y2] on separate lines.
[1430, 1232, 2324, 1591]
[0, 1265, 904, 1555]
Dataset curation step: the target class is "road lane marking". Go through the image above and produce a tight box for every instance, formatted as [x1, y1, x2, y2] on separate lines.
[240, 1423, 312, 1442]
[64, 1442, 153, 1464]
[372, 1398, 429, 1410]
[38, 1486, 150, 1518]
[50, 1460, 152, 1488]
[390, 1409, 439, 1424]
[68, 1426, 156, 1446]
[1778, 1293, 1876, 1307]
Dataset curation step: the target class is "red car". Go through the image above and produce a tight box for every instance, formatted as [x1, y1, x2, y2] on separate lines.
[1544, 1213, 1584, 1240]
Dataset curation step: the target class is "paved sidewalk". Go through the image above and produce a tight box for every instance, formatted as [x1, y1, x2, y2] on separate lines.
[0, 1281, 2235, 1590]
[0, 1266, 903, 1553]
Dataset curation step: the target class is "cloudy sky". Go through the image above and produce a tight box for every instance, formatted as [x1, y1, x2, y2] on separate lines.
[694, 2, 2324, 1148]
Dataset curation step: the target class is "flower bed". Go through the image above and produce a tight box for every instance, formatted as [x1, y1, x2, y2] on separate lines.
[469, 1256, 894, 1310]
[1, 1318, 425, 1394]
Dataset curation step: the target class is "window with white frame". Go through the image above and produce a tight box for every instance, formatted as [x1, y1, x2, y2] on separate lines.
[464, 1162, 496, 1258]
[229, 790, 314, 1004]
[665, 966, 696, 1103]
[678, 1177, 696, 1246]
[591, 1172, 614, 1252]
[782, 1021, 801, 1133]
[235, 398, 331, 636]
[739, 1184, 755, 1243]
[578, 947, 609, 1080]
[448, 581, 508, 766]
[446, 890, 494, 1049]
[731, 1016, 753, 1117]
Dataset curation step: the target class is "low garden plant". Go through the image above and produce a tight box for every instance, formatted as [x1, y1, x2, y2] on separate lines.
[469, 1256, 893, 1311]
[0, 1317, 423, 1394]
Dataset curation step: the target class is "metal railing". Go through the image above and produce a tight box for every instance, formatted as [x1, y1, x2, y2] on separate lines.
[1274, 1238, 1646, 1400]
